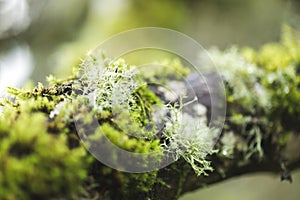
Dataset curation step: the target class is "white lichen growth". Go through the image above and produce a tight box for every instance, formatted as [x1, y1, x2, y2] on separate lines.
[220, 131, 236, 158]
[209, 47, 270, 110]
[162, 100, 216, 176]
[77, 51, 216, 176]
[78, 52, 139, 113]
[50, 101, 66, 119]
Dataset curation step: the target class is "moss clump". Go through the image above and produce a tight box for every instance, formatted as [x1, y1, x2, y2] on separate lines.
[245, 26, 300, 134]
[98, 123, 161, 153]
[210, 26, 300, 161]
[137, 59, 190, 84]
[0, 99, 87, 200]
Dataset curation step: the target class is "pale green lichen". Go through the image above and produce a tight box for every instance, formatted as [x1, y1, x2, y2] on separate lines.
[75, 51, 215, 176]
[209, 26, 300, 161]
[220, 131, 237, 159]
[161, 99, 216, 176]
[209, 47, 269, 112]
[1, 26, 299, 199]
[137, 59, 191, 83]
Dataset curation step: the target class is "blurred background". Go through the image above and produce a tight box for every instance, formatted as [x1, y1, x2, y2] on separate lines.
[0, 0, 299, 199]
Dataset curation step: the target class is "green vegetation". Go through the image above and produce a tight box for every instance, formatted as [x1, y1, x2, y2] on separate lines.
[0, 99, 87, 199]
[211, 26, 300, 162]
[0, 49, 214, 199]
[0, 26, 300, 199]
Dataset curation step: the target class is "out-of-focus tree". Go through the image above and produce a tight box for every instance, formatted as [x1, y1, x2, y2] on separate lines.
[0, 0, 89, 85]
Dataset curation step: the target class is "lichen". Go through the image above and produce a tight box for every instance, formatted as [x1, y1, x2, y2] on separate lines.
[162, 100, 216, 176]
[74, 51, 215, 177]
[209, 25, 300, 161]
[0, 49, 214, 199]
[1, 26, 299, 199]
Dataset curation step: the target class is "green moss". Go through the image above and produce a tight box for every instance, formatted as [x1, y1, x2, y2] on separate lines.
[242, 26, 300, 133]
[0, 100, 87, 200]
[2, 26, 299, 199]
[137, 59, 190, 84]
[94, 123, 161, 154]
[121, 171, 160, 196]
[67, 52, 215, 198]
[210, 26, 300, 160]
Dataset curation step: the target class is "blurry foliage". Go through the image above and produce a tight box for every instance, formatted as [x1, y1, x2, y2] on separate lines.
[210, 26, 300, 163]
[0, 0, 90, 83]
[113, 0, 188, 31]
[1, 0, 299, 84]
[244, 26, 300, 131]
[51, 0, 290, 78]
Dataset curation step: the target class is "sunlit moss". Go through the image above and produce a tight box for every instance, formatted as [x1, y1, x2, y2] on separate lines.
[0, 100, 87, 200]
[210, 26, 300, 160]
[1, 25, 299, 199]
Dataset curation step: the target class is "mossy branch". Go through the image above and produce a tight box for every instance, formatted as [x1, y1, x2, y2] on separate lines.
[1, 27, 300, 200]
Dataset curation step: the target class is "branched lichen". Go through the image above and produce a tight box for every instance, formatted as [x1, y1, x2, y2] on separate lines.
[162, 100, 216, 176]
[1, 26, 299, 200]
[74, 51, 215, 177]
[209, 26, 300, 163]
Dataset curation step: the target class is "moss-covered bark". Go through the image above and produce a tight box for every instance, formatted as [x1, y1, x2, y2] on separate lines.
[1, 26, 300, 200]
